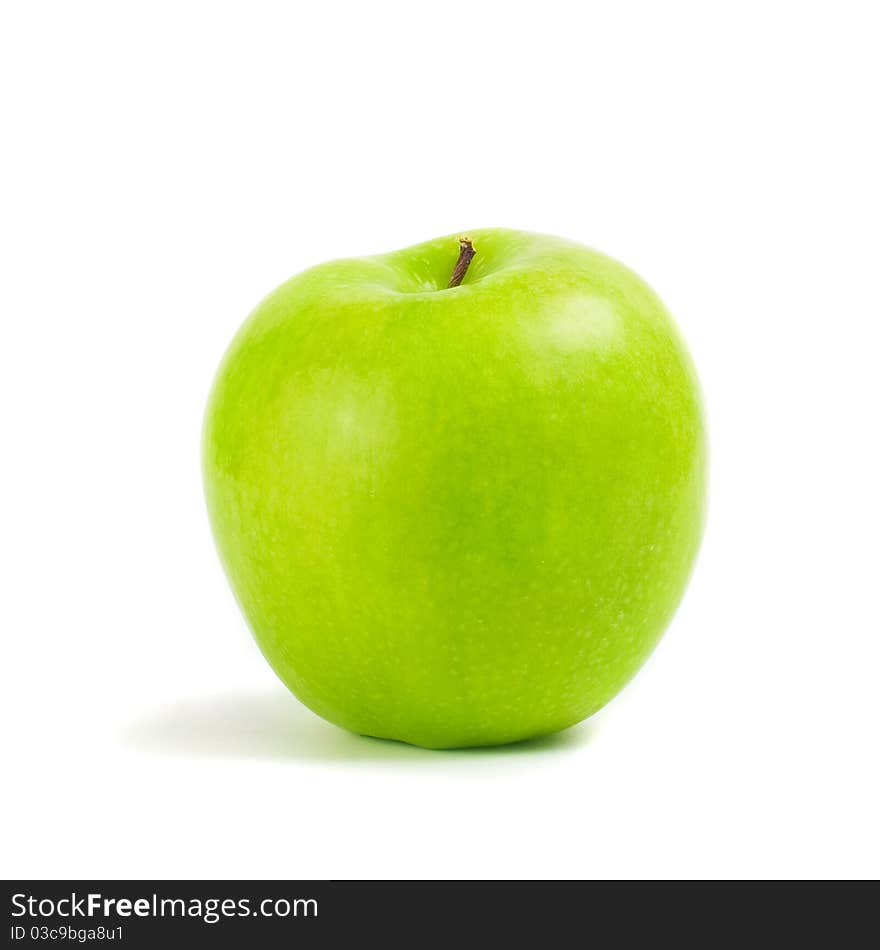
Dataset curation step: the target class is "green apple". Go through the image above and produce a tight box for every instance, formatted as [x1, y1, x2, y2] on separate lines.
[203, 229, 706, 748]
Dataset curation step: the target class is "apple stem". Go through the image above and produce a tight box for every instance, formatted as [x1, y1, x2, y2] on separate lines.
[447, 237, 476, 288]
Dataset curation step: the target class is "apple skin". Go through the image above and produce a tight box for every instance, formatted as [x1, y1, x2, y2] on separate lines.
[203, 229, 706, 748]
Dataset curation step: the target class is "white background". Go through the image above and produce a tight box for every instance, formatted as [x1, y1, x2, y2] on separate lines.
[2, 1, 878, 880]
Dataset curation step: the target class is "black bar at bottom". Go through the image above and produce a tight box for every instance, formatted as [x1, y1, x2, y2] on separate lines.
[3, 880, 877, 947]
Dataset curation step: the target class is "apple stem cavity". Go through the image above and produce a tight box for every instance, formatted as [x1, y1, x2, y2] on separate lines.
[447, 236, 476, 288]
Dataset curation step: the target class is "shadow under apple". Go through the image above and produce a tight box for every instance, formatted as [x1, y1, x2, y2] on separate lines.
[121, 688, 593, 766]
